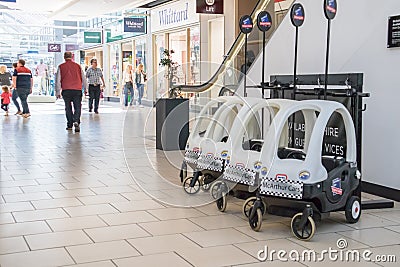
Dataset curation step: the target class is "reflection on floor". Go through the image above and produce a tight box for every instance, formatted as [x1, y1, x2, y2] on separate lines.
[0, 102, 399, 267]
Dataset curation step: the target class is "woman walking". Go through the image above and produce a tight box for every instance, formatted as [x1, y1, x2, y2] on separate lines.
[123, 64, 134, 107]
[135, 64, 146, 108]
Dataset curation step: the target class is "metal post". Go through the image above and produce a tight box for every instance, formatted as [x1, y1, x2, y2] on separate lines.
[261, 31, 266, 138]
[244, 33, 248, 97]
[324, 19, 331, 100]
[291, 26, 299, 148]
[293, 27, 299, 99]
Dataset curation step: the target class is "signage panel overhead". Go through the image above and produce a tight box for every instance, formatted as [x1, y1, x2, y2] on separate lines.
[124, 17, 146, 33]
[151, 0, 199, 33]
[48, 43, 61, 53]
[196, 0, 223, 14]
[84, 32, 102, 44]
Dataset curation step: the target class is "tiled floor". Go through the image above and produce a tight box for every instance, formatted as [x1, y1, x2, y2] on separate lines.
[0, 101, 399, 267]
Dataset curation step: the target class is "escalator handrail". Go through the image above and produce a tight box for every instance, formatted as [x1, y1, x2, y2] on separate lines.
[174, 0, 266, 93]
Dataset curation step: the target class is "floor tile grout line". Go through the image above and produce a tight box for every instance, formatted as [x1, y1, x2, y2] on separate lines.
[81, 228, 97, 244]
[135, 222, 154, 238]
[180, 232, 205, 249]
[172, 251, 196, 267]
[63, 246, 78, 265]
[124, 238, 144, 257]
[22, 235, 32, 251]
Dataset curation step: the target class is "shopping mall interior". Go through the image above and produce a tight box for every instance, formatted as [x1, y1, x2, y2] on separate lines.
[0, 0, 399, 266]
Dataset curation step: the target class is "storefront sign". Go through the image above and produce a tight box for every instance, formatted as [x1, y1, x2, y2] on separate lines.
[290, 3, 305, 27]
[124, 17, 146, 33]
[324, 0, 337, 20]
[106, 31, 123, 43]
[65, 44, 79, 51]
[0, 1, 17, 2]
[84, 32, 102, 44]
[196, 0, 223, 14]
[151, 0, 199, 32]
[388, 15, 400, 48]
[48, 43, 61, 53]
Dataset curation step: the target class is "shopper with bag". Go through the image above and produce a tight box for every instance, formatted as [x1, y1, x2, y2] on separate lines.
[135, 64, 146, 108]
[123, 64, 134, 107]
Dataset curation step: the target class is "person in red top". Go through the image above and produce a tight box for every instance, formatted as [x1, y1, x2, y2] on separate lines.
[12, 59, 33, 118]
[1, 85, 11, 116]
[55, 52, 87, 132]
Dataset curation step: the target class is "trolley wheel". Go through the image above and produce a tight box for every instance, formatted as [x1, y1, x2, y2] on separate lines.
[248, 207, 263, 231]
[216, 195, 227, 212]
[182, 176, 200, 194]
[242, 197, 257, 218]
[242, 197, 267, 218]
[345, 196, 361, 223]
[290, 213, 316, 241]
[210, 181, 223, 200]
[200, 174, 213, 192]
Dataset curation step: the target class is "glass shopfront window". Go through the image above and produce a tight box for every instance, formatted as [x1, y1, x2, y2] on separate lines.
[189, 26, 200, 85]
[110, 43, 121, 96]
[154, 34, 166, 99]
[152, 25, 200, 101]
[135, 38, 146, 70]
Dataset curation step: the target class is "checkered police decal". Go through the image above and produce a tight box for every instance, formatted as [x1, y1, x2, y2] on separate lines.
[223, 165, 256, 186]
[260, 177, 303, 199]
[197, 155, 223, 172]
[184, 150, 200, 165]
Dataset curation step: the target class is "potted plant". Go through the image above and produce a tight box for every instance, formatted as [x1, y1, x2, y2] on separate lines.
[159, 49, 181, 98]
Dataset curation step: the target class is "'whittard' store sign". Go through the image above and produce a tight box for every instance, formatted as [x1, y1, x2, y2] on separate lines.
[151, 0, 199, 32]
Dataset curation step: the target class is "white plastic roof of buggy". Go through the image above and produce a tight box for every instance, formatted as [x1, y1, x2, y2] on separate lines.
[261, 99, 357, 168]
[189, 96, 238, 141]
[204, 97, 245, 140]
[229, 98, 298, 146]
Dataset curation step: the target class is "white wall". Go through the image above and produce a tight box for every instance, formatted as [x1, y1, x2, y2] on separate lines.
[244, 0, 400, 190]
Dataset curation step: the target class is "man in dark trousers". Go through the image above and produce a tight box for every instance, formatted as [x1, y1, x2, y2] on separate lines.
[86, 58, 105, 114]
[12, 59, 33, 118]
[55, 52, 87, 132]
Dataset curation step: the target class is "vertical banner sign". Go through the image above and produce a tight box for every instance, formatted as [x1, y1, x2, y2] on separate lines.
[388, 15, 400, 48]
[48, 44, 61, 52]
[196, 0, 223, 14]
[124, 17, 146, 33]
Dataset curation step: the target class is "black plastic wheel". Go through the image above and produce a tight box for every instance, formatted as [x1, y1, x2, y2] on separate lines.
[345, 196, 361, 223]
[200, 174, 213, 192]
[210, 181, 222, 199]
[248, 207, 263, 231]
[182, 176, 200, 194]
[216, 195, 227, 212]
[290, 213, 315, 241]
[242, 197, 257, 218]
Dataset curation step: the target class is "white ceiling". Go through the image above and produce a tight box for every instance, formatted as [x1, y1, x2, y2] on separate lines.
[0, 0, 154, 20]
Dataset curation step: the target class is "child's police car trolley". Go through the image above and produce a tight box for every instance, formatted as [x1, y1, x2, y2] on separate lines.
[213, 98, 297, 213]
[244, 99, 362, 240]
[182, 96, 244, 194]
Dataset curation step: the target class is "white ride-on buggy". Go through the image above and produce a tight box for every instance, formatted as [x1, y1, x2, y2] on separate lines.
[228, 100, 361, 241]
[209, 98, 297, 212]
[182, 96, 245, 194]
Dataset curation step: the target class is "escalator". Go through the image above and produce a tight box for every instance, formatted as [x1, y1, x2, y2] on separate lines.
[173, 0, 294, 99]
